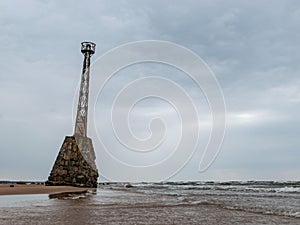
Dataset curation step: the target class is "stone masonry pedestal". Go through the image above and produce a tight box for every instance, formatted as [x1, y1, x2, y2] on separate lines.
[46, 136, 98, 188]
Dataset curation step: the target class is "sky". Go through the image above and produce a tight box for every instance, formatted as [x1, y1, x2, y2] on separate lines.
[0, 0, 300, 181]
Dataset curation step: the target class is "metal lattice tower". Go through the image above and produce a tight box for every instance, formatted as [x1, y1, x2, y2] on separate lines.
[74, 42, 96, 137]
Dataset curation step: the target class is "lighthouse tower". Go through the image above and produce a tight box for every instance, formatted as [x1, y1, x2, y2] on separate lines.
[46, 42, 99, 188]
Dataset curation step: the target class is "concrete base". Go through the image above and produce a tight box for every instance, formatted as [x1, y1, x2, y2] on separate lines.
[46, 136, 99, 188]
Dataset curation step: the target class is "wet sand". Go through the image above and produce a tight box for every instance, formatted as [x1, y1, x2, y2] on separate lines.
[0, 184, 94, 195]
[0, 188, 298, 225]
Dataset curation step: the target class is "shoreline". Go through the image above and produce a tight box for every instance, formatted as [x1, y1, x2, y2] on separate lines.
[0, 184, 95, 196]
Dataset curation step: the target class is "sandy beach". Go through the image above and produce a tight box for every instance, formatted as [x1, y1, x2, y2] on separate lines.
[0, 183, 299, 225]
[0, 184, 95, 196]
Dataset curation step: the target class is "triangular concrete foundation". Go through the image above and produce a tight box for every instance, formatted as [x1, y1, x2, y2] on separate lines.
[46, 136, 98, 188]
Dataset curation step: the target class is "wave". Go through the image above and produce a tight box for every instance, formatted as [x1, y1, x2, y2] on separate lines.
[188, 199, 300, 218]
[111, 181, 300, 194]
[101, 181, 300, 218]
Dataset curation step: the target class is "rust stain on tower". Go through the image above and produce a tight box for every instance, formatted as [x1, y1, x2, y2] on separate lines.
[46, 42, 99, 188]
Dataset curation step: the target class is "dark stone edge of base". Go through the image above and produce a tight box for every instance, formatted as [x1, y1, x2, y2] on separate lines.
[48, 189, 97, 199]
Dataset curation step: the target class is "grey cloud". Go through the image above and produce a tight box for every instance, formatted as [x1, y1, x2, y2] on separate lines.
[0, 0, 299, 181]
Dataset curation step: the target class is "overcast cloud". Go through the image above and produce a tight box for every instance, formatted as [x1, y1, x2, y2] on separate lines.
[0, 0, 299, 181]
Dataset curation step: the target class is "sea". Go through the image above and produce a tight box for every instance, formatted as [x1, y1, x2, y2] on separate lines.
[0, 181, 300, 224]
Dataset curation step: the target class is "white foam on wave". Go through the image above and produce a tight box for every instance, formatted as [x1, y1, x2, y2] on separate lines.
[276, 187, 300, 193]
[286, 211, 300, 218]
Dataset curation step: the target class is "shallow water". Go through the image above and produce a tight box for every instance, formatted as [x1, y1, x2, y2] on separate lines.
[0, 181, 299, 224]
